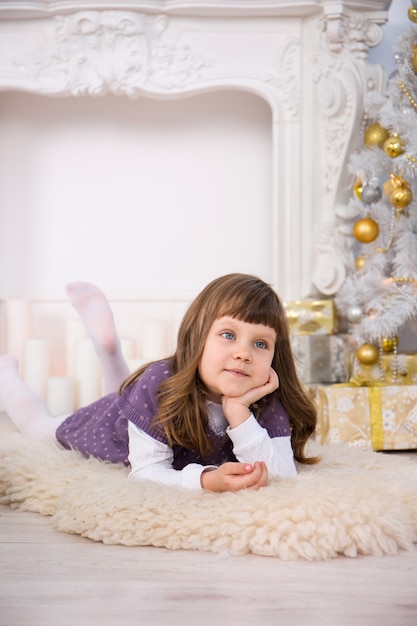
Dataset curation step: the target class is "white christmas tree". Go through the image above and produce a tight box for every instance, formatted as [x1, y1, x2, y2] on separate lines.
[335, 2, 417, 379]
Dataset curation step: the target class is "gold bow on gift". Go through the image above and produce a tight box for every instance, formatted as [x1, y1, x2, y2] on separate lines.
[348, 376, 388, 387]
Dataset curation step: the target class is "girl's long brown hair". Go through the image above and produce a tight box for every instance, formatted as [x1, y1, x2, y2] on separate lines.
[120, 273, 318, 464]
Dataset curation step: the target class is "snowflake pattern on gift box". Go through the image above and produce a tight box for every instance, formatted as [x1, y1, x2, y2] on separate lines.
[382, 408, 396, 431]
[379, 386, 417, 450]
[320, 388, 372, 449]
[336, 395, 355, 412]
[408, 408, 417, 424]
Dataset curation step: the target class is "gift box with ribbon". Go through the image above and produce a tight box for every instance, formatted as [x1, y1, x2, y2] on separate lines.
[350, 353, 417, 386]
[291, 334, 350, 383]
[315, 383, 417, 451]
[284, 300, 338, 336]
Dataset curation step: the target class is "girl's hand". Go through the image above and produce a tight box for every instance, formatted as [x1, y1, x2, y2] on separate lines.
[200, 461, 268, 492]
[222, 368, 279, 428]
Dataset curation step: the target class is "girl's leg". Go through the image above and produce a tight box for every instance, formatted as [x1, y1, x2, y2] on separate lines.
[66, 282, 130, 394]
[0, 355, 63, 438]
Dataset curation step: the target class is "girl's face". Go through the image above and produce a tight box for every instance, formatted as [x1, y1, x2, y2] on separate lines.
[198, 316, 276, 403]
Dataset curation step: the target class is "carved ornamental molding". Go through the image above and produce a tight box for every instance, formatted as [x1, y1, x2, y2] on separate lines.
[4, 9, 304, 124]
[11, 12, 213, 97]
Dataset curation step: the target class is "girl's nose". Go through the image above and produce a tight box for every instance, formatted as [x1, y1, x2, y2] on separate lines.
[233, 344, 251, 361]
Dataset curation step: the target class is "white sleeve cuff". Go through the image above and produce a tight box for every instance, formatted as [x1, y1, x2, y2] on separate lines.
[178, 463, 216, 490]
[226, 413, 265, 447]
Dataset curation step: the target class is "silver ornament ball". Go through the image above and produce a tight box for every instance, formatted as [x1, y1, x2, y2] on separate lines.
[361, 184, 382, 205]
[347, 305, 363, 324]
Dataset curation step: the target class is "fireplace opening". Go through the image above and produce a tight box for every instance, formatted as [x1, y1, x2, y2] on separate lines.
[0, 88, 273, 299]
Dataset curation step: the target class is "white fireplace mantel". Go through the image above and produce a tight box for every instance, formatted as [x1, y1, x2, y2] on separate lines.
[0, 0, 391, 300]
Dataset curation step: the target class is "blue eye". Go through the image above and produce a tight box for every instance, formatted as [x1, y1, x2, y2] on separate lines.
[221, 331, 235, 340]
[255, 340, 267, 349]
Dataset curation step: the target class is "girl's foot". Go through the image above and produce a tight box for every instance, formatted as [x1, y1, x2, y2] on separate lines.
[66, 282, 130, 393]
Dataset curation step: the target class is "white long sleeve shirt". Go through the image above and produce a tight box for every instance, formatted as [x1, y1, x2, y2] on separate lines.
[128, 401, 297, 489]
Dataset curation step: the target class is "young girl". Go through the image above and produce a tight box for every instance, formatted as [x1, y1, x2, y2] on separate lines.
[0, 273, 318, 491]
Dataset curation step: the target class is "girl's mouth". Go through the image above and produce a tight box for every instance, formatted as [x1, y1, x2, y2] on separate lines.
[226, 369, 248, 377]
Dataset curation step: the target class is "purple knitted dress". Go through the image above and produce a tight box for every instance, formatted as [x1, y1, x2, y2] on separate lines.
[55, 360, 292, 468]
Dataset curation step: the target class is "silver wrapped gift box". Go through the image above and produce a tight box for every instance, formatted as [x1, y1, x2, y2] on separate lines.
[291, 334, 350, 384]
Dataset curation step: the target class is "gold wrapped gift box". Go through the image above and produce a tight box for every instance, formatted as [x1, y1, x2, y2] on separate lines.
[350, 353, 417, 386]
[284, 300, 338, 335]
[315, 384, 417, 451]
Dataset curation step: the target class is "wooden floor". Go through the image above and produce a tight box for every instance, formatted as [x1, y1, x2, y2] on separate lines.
[1, 506, 416, 626]
[1, 412, 417, 625]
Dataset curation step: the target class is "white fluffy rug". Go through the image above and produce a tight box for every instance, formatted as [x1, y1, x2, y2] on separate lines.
[1, 429, 417, 561]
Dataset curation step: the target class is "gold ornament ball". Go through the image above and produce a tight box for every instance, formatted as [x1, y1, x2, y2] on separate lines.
[353, 177, 363, 200]
[355, 256, 367, 270]
[408, 6, 417, 23]
[353, 218, 379, 243]
[383, 134, 405, 158]
[381, 336, 399, 353]
[390, 186, 413, 210]
[364, 123, 389, 149]
[357, 343, 379, 366]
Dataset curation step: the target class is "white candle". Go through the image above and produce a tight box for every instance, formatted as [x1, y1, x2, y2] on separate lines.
[66, 318, 87, 377]
[74, 338, 102, 409]
[46, 377, 75, 416]
[6, 300, 31, 364]
[23, 338, 49, 400]
[142, 320, 168, 360]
